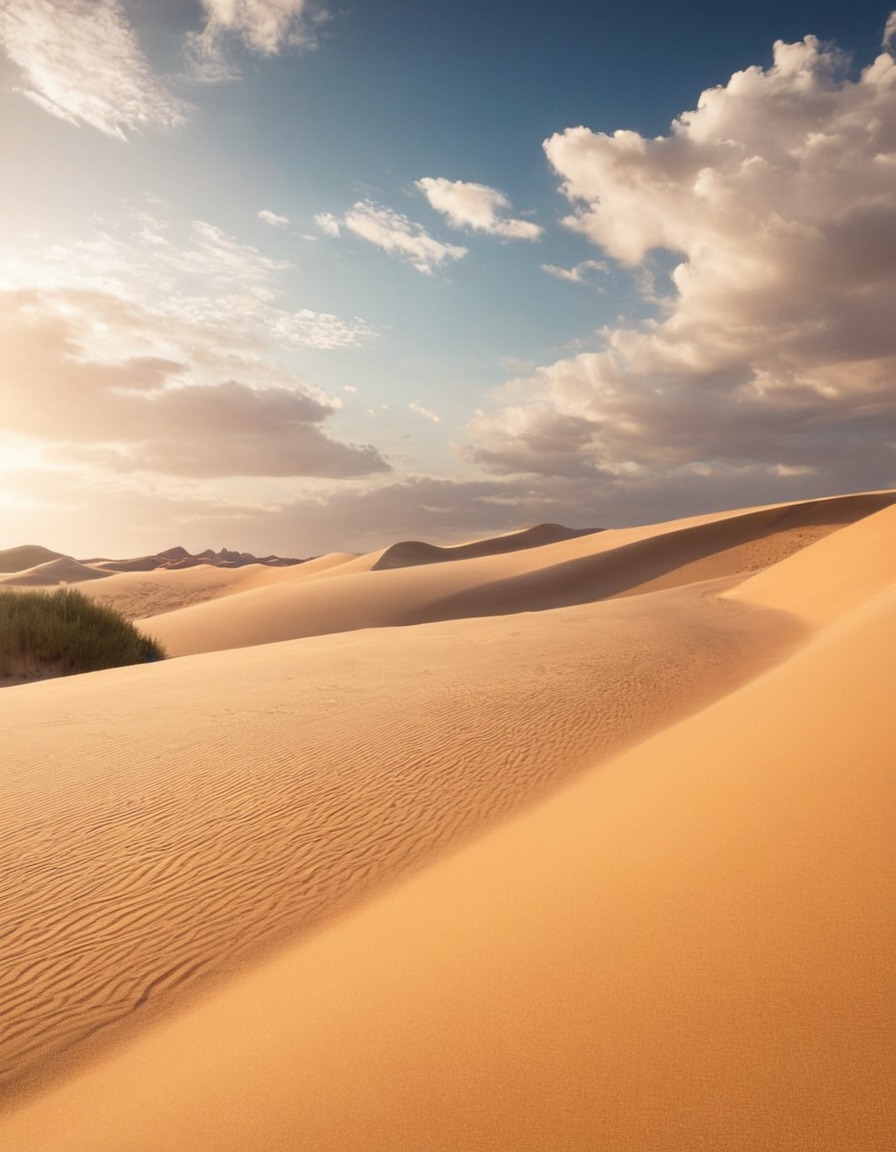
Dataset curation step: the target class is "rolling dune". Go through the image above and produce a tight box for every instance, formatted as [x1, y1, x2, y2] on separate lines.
[142, 491, 896, 657]
[0, 557, 111, 587]
[0, 584, 797, 1101]
[0, 491, 893, 1149]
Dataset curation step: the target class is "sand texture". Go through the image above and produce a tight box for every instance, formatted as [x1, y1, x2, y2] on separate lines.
[1, 491, 894, 1150]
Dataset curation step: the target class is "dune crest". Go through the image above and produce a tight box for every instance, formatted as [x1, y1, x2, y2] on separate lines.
[372, 523, 599, 570]
[0, 557, 111, 587]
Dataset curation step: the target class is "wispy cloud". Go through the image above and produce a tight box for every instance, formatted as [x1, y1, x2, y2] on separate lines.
[258, 209, 290, 227]
[884, 10, 896, 50]
[408, 401, 440, 423]
[416, 177, 542, 240]
[314, 212, 341, 238]
[541, 260, 608, 285]
[270, 309, 374, 351]
[197, 0, 323, 54]
[343, 201, 467, 275]
[3, 207, 373, 352]
[466, 28, 896, 497]
[187, 0, 327, 79]
[0, 0, 187, 140]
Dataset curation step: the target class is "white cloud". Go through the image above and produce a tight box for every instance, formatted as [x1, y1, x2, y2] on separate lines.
[465, 28, 896, 498]
[270, 308, 374, 350]
[409, 401, 440, 423]
[0, 0, 187, 140]
[3, 208, 373, 352]
[416, 177, 542, 240]
[541, 260, 609, 285]
[197, 0, 321, 54]
[187, 0, 326, 76]
[344, 201, 467, 275]
[315, 212, 341, 238]
[884, 10, 896, 50]
[259, 209, 290, 227]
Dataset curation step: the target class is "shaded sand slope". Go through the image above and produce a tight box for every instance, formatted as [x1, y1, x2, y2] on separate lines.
[371, 522, 599, 570]
[404, 490, 896, 625]
[3, 537, 893, 1150]
[0, 586, 799, 1102]
[145, 491, 896, 656]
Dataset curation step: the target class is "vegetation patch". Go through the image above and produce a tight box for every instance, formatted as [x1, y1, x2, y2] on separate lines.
[0, 587, 166, 683]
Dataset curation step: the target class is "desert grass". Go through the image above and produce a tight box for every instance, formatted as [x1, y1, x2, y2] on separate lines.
[0, 587, 165, 682]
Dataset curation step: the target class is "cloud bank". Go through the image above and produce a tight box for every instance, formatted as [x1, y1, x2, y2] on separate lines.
[0, 0, 187, 140]
[416, 178, 542, 240]
[0, 288, 387, 480]
[466, 29, 896, 499]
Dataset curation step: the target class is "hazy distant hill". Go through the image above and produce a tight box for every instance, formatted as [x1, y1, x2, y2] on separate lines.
[0, 545, 306, 581]
[0, 545, 67, 573]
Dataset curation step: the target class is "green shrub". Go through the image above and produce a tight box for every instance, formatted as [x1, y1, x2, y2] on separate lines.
[0, 587, 166, 681]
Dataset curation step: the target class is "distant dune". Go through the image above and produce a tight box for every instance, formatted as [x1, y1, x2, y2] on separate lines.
[0, 545, 304, 580]
[371, 522, 600, 570]
[0, 557, 112, 587]
[1, 490, 894, 1150]
[0, 545, 66, 573]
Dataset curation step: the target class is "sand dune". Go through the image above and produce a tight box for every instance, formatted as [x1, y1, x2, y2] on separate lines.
[371, 522, 599, 570]
[0, 490, 893, 1149]
[143, 491, 896, 657]
[0, 584, 798, 1101]
[0, 545, 66, 573]
[0, 557, 110, 587]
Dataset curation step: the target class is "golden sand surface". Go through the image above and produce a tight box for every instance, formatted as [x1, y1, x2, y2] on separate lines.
[1, 491, 894, 1149]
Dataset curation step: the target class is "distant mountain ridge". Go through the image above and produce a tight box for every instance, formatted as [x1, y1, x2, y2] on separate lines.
[0, 545, 306, 582]
[91, 546, 305, 573]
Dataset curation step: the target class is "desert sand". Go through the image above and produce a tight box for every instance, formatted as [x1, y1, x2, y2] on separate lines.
[1, 491, 894, 1150]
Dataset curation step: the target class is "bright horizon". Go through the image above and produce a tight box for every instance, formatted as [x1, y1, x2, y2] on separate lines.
[1, 0, 895, 557]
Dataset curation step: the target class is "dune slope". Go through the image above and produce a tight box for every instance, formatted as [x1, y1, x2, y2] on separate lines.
[1, 513, 892, 1151]
[0, 583, 796, 1102]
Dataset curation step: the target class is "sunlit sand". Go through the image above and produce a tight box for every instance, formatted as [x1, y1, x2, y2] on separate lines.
[1, 491, 894, 1150]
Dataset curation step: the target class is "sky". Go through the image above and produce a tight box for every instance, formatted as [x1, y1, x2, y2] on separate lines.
[1, 0, 895, 556]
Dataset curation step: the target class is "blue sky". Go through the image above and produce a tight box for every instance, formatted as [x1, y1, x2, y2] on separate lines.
[1, 0, 895, 555]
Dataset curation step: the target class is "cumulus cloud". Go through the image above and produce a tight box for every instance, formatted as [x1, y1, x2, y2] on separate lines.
[0, 288, 388, 480]
[541, 260, 609, 285]
[466, 28, 896, 498]
[0, 0, 187, 140]
[343, 201, 468, 275]
[415, 177, 542, 240]
[258, 209, 289, 227]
